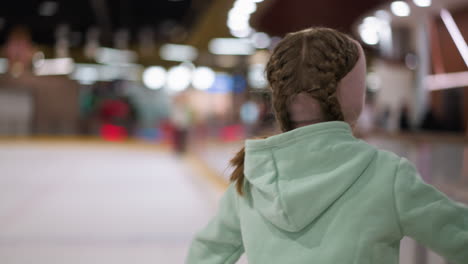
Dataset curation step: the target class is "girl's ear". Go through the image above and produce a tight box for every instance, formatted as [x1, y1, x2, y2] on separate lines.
[336, 44, 367, 125]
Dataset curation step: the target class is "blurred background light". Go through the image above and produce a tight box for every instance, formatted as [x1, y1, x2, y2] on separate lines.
[425, 71, 468, 91]
[100, 64, 142, 82]
[363, 16, 380, 25]
[70, 63, 142, 84]
[71, 64, 100, 85]
[209, 38, 255, 55]
[233, 0, 257, 15]
[38, 1, 58, 17]
[34, 58, 74, 76]
[167, 65, 192, 92]
[143, 66, 167, 90]
[413, 0, 431, 7]
[95, 47, 137, 65]
[375, 10, 392, 21]
[405, 53, 418, 70]
[359, 22, 380, 45]
[391, 1, 411, 17]
[248, 63, 267, 89]
[227, 0, 260, 38]
[32, 52, 46, 68]
[0, 58, 8, 74]
[358, 14, 393, 47]
[440, 9, 468, 67]
[228, 10, 250, 25]
[208, 73, 234, 93]
[192, 67, 216, 90]
[240, 101, 260, 124]
[366, 72, 382, 92]
[159, 44, 198, 62]
[250, 32, 271, 49]
[230, 27, 253, 38]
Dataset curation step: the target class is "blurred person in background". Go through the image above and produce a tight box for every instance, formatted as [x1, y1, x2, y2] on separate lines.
[0, 26, 79, 135]
[170, 93, 192, 154]
[372, 58, 413, 133]
[3, 26, 34, 78]
[187, 27, 468, 264]
[0, 27, 35, 135]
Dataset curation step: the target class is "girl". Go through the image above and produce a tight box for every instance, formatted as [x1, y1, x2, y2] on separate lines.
[187, 27, 468, 264]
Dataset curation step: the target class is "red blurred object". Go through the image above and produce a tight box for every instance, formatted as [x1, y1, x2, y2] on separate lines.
[160, 119, 176, 145]
[100, 123, 128, 141]
[220, 124, 245, 142]
[98, 99, 130, 123]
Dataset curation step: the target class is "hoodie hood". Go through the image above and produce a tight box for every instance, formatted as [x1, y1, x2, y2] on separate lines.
[244, 121, 376, 232]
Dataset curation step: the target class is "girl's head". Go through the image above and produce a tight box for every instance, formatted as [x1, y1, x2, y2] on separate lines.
[231, 27, 366, 195]
[266, 27, 366, 131]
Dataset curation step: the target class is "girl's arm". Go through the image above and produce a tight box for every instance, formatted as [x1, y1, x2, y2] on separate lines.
[186, 184, 244, 264]
[394, 158, 468, 264]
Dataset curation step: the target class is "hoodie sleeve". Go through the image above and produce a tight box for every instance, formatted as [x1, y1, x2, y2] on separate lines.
[186, 184, 244, 264]
[394, 158, 468, 264]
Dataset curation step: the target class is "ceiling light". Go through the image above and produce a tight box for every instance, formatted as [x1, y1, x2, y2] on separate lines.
[413, 0, 431, 7]
[95, 47, 137, 65]
[233, 0, 257, 15]
[359, 24, 379, 45]
[230, 28, 253, 38]
[227, 0, 258, 39]
[358, 16, 382, 46]
[34, 58, 74, 76]
[363, 16, 380, 25]
[72, 64, 100, 85]
[160, 44, 198, 62]
[375, 10, 392, 21]
[167, 65, 192, 92]
[209, 38, 255, 55]
[227, 17, 250, 31]
[390, 1, 411, 17]
[192, 67, 216, 90]
[143, 66, 167, 90]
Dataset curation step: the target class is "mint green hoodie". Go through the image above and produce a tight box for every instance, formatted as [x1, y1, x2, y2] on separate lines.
[187, 122, 468, 264]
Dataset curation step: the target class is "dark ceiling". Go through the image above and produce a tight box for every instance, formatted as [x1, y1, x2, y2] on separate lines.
[0, 0, 394, 50]
[253, 0, 390, 37]
[0, 0, 211, 46]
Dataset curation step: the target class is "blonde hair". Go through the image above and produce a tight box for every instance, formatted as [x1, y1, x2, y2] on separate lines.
[231, 27, 360, 195]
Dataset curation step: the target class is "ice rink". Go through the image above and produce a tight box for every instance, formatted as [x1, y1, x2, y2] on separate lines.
[0, 141, 224, 264]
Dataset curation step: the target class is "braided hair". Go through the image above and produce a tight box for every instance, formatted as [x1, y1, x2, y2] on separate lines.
[231, 27, 360, 195]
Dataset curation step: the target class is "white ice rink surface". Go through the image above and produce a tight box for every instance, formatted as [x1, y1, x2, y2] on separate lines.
[0, 142, 224, 264]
